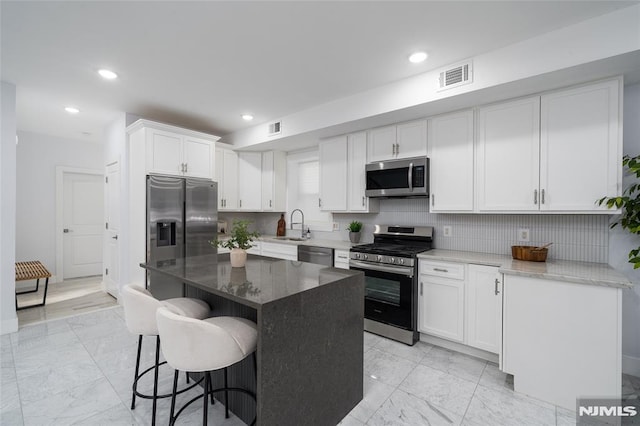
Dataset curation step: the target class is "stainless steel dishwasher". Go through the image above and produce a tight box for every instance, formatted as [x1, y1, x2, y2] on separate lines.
[297, 245, 334, 266]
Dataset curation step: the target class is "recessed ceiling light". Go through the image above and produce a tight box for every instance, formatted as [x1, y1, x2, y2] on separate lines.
[408, 52, 428, 64]
[98, 69, 118, 80]
[242, 114, 254, 121]
[65, 106, 80, 114]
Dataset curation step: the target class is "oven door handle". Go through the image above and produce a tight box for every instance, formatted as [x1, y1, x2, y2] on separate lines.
[349, 260, 414, 277]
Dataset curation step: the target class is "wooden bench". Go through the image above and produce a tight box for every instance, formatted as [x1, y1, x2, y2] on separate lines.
[15, 261, 51, 310]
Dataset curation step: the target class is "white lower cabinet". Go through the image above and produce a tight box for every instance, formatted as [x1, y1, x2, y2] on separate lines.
[418, 260, 465, 343]
[260, 242, 298, 261]
[466, 265, 502, 354]
[334, 249, 350, 269]
[418, 260, 502, 355]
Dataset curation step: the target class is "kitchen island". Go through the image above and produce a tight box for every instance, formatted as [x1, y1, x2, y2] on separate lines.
[140, 253, 364, 426]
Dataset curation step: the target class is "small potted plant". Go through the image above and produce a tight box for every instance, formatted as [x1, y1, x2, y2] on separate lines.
[212, 219, 260, 267]
[347, 221, 363, 243]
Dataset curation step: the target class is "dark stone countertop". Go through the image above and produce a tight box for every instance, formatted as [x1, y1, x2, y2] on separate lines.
[140, 253, 362, 310]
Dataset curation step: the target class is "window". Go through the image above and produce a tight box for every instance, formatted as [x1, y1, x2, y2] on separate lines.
[286, 150, 332, 232]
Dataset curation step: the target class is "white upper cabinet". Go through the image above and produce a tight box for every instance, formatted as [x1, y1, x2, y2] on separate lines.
[138, 122, 217, 179]
[540, 79, 621, 212]
[319, 136, 348, 211]
[261, 151, 286, 211]
[476, 97, 541, 212]
[347, 132, 378, 212]
[428, 110, 474, 212]
[367, 120, 427, 162]
[237, 152, 262, 211]
[215, 146, 238, 211]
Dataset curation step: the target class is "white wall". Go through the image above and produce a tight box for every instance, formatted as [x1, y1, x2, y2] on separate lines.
[610, 82, 640, 376]
[15, 131, 103, 280]
[1, 81, 18, 334]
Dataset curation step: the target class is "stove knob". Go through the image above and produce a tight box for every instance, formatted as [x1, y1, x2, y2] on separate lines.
[390, 257, 395, 264]
[377, 255, 382, 262]
[355, 253, 360, 259]
[363, 254, 368, 260]
[399, 258, 405, 265]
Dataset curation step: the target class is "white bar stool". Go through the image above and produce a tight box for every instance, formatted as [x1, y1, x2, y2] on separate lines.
[121, 285, 211, 426]
[156, 306, 258, 426]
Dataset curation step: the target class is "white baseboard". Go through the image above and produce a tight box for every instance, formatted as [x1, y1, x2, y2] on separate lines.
[1, 317, 18, 335]
[623, 354, 640, 377]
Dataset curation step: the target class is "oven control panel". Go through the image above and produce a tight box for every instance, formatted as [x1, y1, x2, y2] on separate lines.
[350, 252, 414, 267]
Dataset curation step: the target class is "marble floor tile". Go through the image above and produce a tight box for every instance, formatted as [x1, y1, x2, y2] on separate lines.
[348, 374, 396, 423]
[21, 377, 122, 426]
[1, 377, 21, 414]
[17, 357, 104, 404]
[556, 406, 577, 426]
[477, 362, 514, 393]
[464, 382, 556, 426]
[375, 337, 433, 364]
[10, 318, 71, 344]
[364, 348, 418, 387]
[92, 341, 160, 376]
[11, 329, 80, 355]
[420, 346, 487, 384]
[1, 346, 16, 383]
[399, 364, 477, 416]
[81, 328, 139, 358]
[368, 388, 464, 426]
[622, 373, 640, 398]
[363, 331, 385, 350]
[338, 414, 365, 425]
[70, 402, 136, 426]
[14, 341, 94, 378]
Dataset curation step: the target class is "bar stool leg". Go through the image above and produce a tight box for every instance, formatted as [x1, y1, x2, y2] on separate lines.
[208, 371, 215, 404]
[152, 336, 161, 426]
[131, 335, 143, 409]
[170, 370, 179, 426]
[203, 371, 210, 425]
[224, 367, 229, 419]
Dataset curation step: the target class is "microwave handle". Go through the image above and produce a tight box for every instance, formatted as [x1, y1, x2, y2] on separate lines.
[408, 162, 413, 192]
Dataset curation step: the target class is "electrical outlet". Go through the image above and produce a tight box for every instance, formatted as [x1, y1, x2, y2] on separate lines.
[443, 226, 452, 237]
[332, 222, 340, 231]
[518, 228, 530, 242]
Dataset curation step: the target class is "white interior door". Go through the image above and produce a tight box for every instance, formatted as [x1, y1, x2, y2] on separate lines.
[104, 163, 120, 296]
[63, 172, 104, 279]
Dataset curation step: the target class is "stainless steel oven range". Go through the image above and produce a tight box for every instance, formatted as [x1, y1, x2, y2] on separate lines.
[349, 225, 433, 346]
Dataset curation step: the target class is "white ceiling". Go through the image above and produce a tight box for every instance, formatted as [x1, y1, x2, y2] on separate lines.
[2, 1, 638, 144]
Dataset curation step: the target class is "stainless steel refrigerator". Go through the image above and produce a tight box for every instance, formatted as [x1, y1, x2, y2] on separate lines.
[146, 175, 217, 299]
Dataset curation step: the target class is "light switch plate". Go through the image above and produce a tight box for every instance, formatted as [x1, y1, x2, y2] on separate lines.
[332, 222, 340, 231]
[518, 228, 530, 242]
[443, 226, 452, 237]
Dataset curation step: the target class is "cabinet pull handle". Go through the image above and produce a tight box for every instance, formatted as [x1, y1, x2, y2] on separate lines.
[318, 198, 322, 208]
[431, 194, 434, 207]
[533, 189, 538, 205]
[184, 163, 188, 173]
[420, 281, 423, 296]
[495, 278, 500, 295]
[392, 144, 395, 156]
[433, 268, 448, 273]
[269, 199, 272, 208]
[362, 196, 365, 207]
[239, 200, 242, 208]
[541, 189, 545, 204]
[395, 143, 399, 156]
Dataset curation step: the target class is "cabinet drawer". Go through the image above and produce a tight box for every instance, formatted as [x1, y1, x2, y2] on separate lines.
[419, 260, 465, 280]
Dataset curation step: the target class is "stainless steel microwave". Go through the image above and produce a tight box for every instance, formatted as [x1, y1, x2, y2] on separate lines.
[365, 156, 429, 198]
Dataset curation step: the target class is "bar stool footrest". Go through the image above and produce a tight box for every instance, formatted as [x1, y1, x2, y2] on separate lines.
[133, 361, 204, 400]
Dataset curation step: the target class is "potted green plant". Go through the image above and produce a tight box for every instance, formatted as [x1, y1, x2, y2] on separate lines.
[347, 221, 363, 243]
[598, 154, 640, 268]
[212, 219, 260, 267]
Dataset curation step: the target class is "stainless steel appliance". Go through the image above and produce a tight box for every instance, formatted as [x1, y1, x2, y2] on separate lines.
[147, 175, 217, 299]
[298, 245, 334, 266]
[365, 156, 429, 198]
[349, 225, 433, 345]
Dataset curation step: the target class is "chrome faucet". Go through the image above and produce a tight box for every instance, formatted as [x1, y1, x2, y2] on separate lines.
[290, 209, 305, 238]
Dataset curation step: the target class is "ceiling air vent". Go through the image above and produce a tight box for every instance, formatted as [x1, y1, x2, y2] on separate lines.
[438, 60, 473, 91]
[268, 121, 282, 136]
